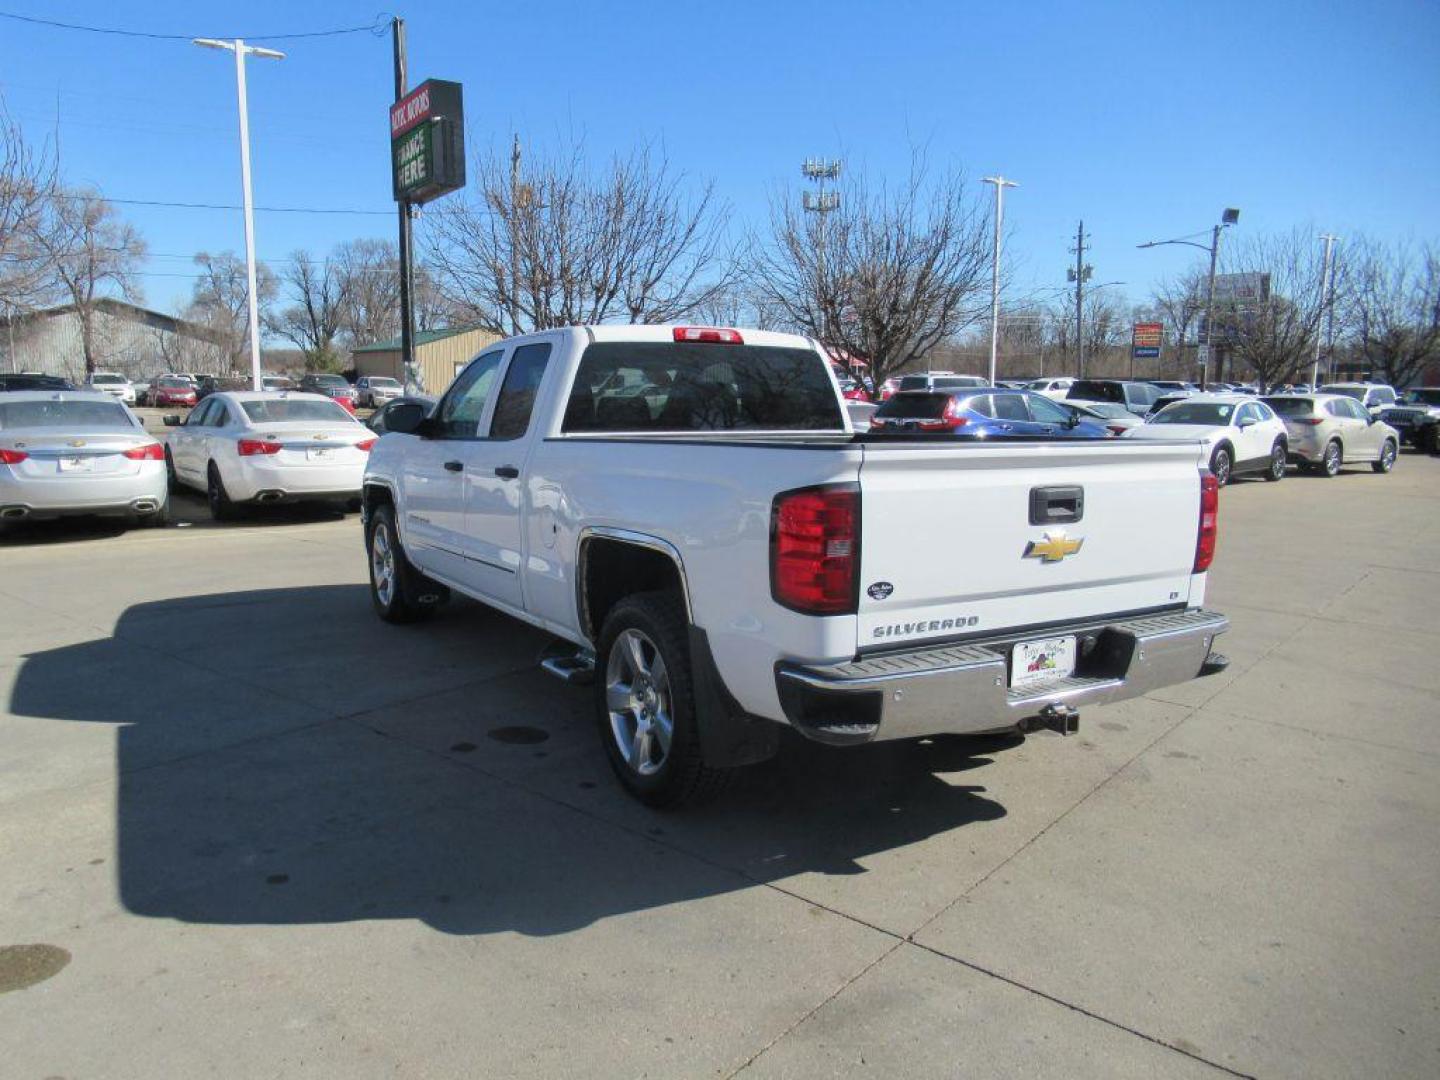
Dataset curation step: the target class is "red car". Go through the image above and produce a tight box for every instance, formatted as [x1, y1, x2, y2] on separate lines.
[300, 373, 359, 413]
[149, 375, 198, 407]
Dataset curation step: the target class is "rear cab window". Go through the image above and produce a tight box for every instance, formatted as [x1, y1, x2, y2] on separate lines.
[562, 342, 843, 433]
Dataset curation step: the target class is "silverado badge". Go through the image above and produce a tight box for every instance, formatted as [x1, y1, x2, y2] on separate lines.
[1024, 531, 1083, 564]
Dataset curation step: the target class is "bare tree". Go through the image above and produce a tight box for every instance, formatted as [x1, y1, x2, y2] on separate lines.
[427, 139, 733, 334]
[748, 155, 992, 385]
[1212, 229, 1336, 390]
[0, 101, 59, 313]
[188, 251, 277, 373]
[29, 188, 146, 375]
[333, 238, 401, 345]
[1348, 239, 1440, 388]
[1147, 269, 1206, 378]
[271, 249, 347, 371]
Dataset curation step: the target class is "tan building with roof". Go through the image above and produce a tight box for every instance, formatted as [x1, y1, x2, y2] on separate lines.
[350, 326, 500, 396]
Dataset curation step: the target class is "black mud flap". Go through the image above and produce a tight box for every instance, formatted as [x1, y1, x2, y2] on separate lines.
[688, 626, 782, 768]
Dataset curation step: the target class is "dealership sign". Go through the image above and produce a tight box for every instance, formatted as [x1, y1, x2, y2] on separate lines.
[1212, 272, 1271, 305]
[389, 80, 465, 204]
[1132, 321, 1163, 359]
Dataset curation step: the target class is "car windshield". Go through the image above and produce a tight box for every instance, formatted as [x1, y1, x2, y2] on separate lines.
[157, 377, 190, 388]
[874, 393, 953, 420]
[1320, 386, 1365, 401]
[563, 342, 843, 432]
[1151, 402, 1236, 425]
[90, 374, 124, 385]
[0, 400, 135, 429]
[1402, 389, 1440, 405]
[367, 377, 400, 388]
[240, 399, 354, 424]
[1263, 397, 1315, 417]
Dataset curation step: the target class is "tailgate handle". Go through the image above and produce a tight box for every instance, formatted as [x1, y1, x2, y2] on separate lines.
[1030, 485, 1084, 525]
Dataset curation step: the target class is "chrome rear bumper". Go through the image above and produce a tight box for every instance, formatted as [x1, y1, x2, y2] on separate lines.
[776, 609, 1229, 745]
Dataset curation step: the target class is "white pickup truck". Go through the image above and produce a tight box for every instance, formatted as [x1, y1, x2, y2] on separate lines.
[362, 325, 1229, 806]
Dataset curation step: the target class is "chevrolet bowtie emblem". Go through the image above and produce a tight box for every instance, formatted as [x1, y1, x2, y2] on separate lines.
[68, 439, 86, 447]
[1024, 531, 1083, 564]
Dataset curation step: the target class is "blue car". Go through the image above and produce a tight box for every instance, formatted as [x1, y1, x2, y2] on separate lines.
[869, 388, 1109, 437]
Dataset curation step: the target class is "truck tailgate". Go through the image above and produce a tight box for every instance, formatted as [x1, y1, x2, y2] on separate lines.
[856, 439, 1207, 650]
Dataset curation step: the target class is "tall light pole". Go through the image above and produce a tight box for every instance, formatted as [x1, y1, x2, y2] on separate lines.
[982, 176, 1017, 386]
[1314, 234, 1340, 386]
[1138, 208, 1238, 390]
[802, 159, 842, 349]
[194, 38, 285, 392]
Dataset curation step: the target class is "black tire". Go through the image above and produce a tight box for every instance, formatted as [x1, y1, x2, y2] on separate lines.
[1372, 438, 1397, 474]
[1209, 445, 1233, 487]
[1265, 440, 1287, 482]
[1320, 439, 1342, 478]
[207, 463, 237, 521]
[365, 502, 447, 623]
[595, 590, 731, 808]
[164, 447, 177, 492]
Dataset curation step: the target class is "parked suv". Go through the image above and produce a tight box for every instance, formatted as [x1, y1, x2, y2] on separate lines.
[356, 375, 403, 408]
[299, 373, 359, 413]
[86, 372, 136, 404]
[1377, 388, 1440, 450]
[1262, 393, 1399, 476]
[1318, 382, 1397, 414]
[1066, 379, 1161, 416]
[896, 372, 989, 392]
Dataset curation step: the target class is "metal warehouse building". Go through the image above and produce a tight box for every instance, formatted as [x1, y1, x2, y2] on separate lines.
[350, 326, 500, 396]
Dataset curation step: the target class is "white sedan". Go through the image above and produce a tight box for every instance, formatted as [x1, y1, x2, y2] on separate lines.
[1123, 393, 1290, 485]
[164, 391, 375, 520]
[0, 391, 168, 526]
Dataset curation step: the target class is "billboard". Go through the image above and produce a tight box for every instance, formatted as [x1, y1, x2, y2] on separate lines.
[390, 80, 465, 204]
[1132, 321, 1163, 359]
[1212, 272, 1270, 305]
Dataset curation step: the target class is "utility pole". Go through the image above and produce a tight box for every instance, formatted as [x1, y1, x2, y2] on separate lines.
[1067, 221, 1092, 377]
[1309, 234, 1338, 390]
[392, 17, 417, 391]
[802, 159, 842, 349]
[507, 134, 524, 335]
[1321, 235, 1339, 383]
[982, 176, 1018, 386]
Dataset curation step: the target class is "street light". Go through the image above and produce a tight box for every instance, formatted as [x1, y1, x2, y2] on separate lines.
[194, 38, 285, 392]
[1311, 234, 1339, 390]
[982, 176, 1018, 386]
[1138, 208, 1239, 390]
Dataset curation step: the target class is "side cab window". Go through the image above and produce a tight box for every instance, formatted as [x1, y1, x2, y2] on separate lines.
[488, 343, 554, 440]
[433, 349, 506, 439]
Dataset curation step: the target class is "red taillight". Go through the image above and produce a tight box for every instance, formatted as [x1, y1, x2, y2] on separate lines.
[918, 398, 968, 431]
[771, 484, 859, 615]
[238, 439, 283, 456]
[673, 326, 744, 345]
[0, 448, 27, 464]
[122, 443, 164, 461]
[1106, 424, 1128, 436]
[355, 438, 377, 452]
[1194, 473, 1219, 573]
[1291, 417, 1323, 426]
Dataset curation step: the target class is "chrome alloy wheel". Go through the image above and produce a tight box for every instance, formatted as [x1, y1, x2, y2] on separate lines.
[605, 628, 673, 777]
[371, 521, 396, 608]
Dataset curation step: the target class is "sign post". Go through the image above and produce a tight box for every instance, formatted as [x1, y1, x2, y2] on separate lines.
[388, 21, 465, 393]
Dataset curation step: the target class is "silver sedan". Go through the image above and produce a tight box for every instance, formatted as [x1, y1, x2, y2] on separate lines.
[0, 391, 168, 526]
[164, 391, 375, 520]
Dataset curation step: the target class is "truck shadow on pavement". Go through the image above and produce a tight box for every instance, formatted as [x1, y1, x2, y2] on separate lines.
[11, 585, 1010, 936]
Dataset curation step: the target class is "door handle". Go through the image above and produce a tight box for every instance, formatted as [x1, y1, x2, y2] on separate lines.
[443, 460, 463, 472]
[494, 465, 520, 480]
[998, 423, 1013, 431]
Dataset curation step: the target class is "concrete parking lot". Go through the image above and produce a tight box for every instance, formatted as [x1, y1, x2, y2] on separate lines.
[2, 458, 1437, 1078]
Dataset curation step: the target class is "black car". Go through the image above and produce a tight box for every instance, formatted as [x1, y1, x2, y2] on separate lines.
[1380, 389, 1440, 451]
[197, 376, 249, 400]
[0, 373, 76, 391]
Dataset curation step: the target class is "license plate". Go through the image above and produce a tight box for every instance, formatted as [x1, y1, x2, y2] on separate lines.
[1011, 635, 1076, 688]
[307, 447, 333, 461]
[58, 456, 93, 472]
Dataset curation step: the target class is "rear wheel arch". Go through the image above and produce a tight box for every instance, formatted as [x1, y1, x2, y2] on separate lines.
[578, 531, 691, 644]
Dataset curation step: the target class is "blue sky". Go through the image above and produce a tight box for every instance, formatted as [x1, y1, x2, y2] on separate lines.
[3, 0, 1438, 319]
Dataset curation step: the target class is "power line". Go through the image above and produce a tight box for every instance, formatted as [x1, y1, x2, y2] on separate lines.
[0, 10, 388, 42]
[46, 192, 394, 216]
